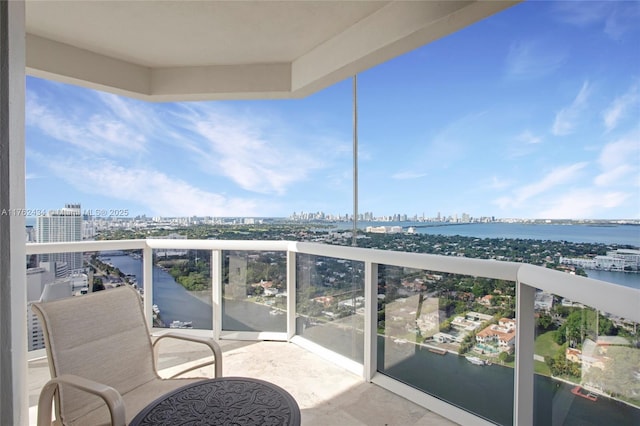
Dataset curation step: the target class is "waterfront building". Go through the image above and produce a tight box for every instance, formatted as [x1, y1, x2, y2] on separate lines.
[366, 225, 403, 234]
[475, 318, 516, 351]
[36, 204, 83, 274]
[559, 249, 640, 272]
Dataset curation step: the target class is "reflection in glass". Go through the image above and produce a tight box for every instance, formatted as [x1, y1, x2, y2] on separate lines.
[377, 265, 515, 425]
[222, 250, 287, 332]
[296, 254, 364, 363]
[152, 248, 212, 330]
[533, 290, 640, 425]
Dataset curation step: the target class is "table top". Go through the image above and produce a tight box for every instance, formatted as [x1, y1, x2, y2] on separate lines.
[129, 377, 301, 426]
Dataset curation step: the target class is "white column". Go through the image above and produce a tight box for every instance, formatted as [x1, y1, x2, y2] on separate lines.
[211, 250, 222, 340]
[0, 0, 27, 424]
[143, 245, 153, 329]
[286, 249, 296, 340]
[363, 261, 378, 381]
[514, 281, 535, 426]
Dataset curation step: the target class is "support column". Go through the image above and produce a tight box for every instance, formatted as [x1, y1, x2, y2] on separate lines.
[211, 250, 222, 340]
[514, 281, 535, 426]
[0, 0, 27, 424]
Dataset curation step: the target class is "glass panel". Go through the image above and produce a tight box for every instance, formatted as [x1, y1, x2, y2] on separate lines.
[222, 250, 287, 332]
[377, 264, 515, 425]
[295, 254, 364, 363]
[27, 249, 144, 351]
[152, 248, 212, 330]
[533, 291, 640, 425]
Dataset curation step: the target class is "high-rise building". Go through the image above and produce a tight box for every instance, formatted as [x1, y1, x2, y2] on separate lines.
[36, 204, 83, 274]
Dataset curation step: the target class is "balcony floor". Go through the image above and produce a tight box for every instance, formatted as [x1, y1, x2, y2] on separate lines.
[29, 335, 457, 425]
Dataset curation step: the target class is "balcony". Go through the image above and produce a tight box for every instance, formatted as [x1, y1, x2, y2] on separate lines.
[28, 337, 456, 426]
[25, 239, 640, 425]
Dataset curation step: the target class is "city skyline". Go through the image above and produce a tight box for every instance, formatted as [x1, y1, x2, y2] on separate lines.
[25, 2, 640, 220]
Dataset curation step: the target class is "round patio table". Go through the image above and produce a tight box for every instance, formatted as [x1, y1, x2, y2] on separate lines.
[129, 377, 301, 426]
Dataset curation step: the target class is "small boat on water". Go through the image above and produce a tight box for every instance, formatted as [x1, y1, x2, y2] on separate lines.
[152, 304, 160, 315]
[466, 356, 487, 366]
[169, 320, 193, 329]
[571, 386, 598, 401]
[429, 348, 447, 355]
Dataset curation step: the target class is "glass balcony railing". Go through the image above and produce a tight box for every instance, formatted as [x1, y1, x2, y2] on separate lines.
[295, 253, 365, 364]
[222, 250, 287, 333]
[377, 265, 516, 425]
[25, 239, 640, 426]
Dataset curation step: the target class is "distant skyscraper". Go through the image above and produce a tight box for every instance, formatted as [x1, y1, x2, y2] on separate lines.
[37, 204, 83, 274]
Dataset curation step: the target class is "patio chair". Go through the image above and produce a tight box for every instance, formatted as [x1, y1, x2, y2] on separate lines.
[32, 285, 222, 426]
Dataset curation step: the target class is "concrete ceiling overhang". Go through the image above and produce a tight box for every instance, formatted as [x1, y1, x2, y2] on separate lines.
[25, 0, 518, 102]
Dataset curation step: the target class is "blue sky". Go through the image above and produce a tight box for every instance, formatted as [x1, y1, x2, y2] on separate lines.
[26, 1, 640, 219]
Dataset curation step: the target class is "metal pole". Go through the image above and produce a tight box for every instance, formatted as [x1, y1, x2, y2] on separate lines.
[352, 75, 358, 247]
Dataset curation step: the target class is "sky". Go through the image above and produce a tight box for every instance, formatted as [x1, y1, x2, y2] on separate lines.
[26, 1, 640, 220]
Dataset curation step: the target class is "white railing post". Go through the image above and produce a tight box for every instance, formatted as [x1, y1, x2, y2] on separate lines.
[286, 248, 297, 341]
[211, 250, 222, 340]
[364, 261, 378, 381]
[143, 244, 153, 329]
[514, 279, 535, 426]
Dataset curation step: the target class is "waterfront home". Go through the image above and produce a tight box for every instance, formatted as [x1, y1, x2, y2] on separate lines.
[475, 319, 516, 351]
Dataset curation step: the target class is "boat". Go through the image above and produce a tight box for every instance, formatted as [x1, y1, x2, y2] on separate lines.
[428, 348, 447, 355]
[269, 309, 284, 316]
[571, 386, 598, 401]
[152, 304, 160, 315]
[466, 356, 486, 366]
[393, 338, 408, 344]
[169, 320, 193, 329]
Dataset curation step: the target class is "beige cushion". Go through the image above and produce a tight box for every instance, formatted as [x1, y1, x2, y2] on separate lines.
[32, 285, 212, 425]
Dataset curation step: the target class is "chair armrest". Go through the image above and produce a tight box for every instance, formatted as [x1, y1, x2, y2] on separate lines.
[37, 374, 125, 426]
[152, 332, 223, 378]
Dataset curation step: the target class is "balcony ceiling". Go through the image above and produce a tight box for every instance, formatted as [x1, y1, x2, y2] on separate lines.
[25, 1, 517, 101]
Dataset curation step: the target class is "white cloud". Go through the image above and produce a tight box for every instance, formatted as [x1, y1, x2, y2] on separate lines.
[26, 90, 148, 156]
[488, 176, 512, 190]
[505, 39, 566, 80]
[519, 162, 588, 202]
[536, 189, 631, 219]
[37, 154, 260, 217]
[602, 83, 639, 132]
[594, 129, 640, 187]
[552, 81, 591, 136]
[552, 1, 611, 27]
[517, 130, 542, 145]
[553, 1, 640, 41]
[508, 130, 543, 158]
[493, 162, 588, 209]
[25, 173, 42, 180]
[603, 3, 640, 41]
[177, 105, 333, 195]
[392, 171, 427, 180]
[598, 129, 640, 170]
[594, 164, 634, 187]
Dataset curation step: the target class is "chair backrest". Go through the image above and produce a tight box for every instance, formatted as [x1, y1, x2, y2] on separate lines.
[32, 286, 158, 423]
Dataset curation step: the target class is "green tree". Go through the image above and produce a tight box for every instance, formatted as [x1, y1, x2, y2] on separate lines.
[92, 277, 105, 292]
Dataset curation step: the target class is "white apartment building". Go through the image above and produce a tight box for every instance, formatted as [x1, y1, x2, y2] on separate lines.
[559, 249, 640, 272]
[36, 204, 83, 273]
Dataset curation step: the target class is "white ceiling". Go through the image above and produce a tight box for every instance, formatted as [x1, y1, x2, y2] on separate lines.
[25, 0, 518, 101]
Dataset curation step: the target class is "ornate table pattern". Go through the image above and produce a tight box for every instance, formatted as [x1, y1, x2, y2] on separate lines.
[130, 377, 301, 426]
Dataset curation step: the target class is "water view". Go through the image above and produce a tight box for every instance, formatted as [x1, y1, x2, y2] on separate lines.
[103, 222, 639, 426]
